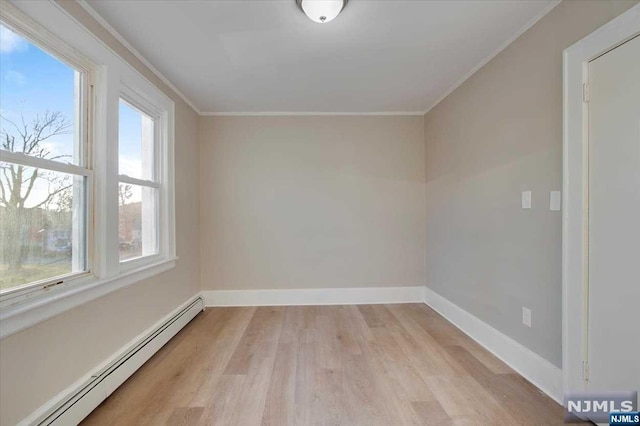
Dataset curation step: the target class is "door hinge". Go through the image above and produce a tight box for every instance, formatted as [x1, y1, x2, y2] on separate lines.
[583, 83, 590, 102]
[582, 360, 589, 381]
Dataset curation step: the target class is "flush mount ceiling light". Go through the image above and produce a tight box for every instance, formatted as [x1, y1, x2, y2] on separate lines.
[296, 0, 348, 24]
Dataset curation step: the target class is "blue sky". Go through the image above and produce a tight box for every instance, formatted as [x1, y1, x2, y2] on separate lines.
[1, 23, 143, 177]
[119, 100, 145, 179]
[0, 24, 76, 161]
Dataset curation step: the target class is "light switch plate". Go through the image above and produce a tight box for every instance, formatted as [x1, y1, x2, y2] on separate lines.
[550, 191, 561, 211]
[522, 307, 532, 327]
[522, 191, 532, 209]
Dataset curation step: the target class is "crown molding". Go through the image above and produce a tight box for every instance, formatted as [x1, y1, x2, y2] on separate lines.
[74, 0, 202, 115]
[201, 111, 425, 117]
[422, 0, 561, 115]
[69, 0, 560, 118]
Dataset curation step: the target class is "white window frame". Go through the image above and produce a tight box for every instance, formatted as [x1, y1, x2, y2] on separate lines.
[118, 82, 175, 271]
[0, 5, 96, 300]
[0, 0, 176, 339]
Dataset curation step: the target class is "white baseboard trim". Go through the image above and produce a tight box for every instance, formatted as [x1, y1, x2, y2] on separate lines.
[201, 286, 425, 307]
[19, 294, 204, 426]
[423, 286, 563, 404]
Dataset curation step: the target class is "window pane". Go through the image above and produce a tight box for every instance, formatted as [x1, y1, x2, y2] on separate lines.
[119, 100, 154, 180]
[119, 183, 157, 261]
[0, 162, 86, 291]
[0, 23, 82, 165]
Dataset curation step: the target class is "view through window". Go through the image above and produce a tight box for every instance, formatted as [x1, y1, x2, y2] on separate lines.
[0, 23, 87, 292]
[118, 99, 158, 261]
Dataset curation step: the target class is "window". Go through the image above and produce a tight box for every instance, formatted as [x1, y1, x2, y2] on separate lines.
[0, 1, 175, 330]
[0, 22, 91, 294]
[118, 98, 159, 262]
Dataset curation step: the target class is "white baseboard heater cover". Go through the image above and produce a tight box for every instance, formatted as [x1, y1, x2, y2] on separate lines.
[27, 297, 204, 426]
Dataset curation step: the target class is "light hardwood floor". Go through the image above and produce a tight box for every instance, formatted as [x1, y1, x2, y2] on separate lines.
[82, 304, 562, 425]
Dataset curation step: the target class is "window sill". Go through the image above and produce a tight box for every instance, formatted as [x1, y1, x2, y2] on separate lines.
[0, 257, 177, 339]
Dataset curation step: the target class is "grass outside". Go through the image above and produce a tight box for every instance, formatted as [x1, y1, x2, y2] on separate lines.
[0, 261, 71, 291]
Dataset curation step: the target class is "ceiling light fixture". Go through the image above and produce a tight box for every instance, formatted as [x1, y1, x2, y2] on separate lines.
[296, 0, 348, 24]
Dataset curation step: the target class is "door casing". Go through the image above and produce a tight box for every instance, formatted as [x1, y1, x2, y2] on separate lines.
[562, 3, 640, 396]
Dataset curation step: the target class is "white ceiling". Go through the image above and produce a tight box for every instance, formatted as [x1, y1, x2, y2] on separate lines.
[85, 0, 557, 114]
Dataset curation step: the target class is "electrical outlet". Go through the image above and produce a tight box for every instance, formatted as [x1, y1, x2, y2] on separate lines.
[522, 307, 532, 327]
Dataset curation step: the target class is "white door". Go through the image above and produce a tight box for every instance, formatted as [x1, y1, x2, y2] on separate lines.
[587, 34, 640, 394]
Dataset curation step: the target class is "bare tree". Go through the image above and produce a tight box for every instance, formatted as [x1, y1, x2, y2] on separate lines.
[119, 184, 133, 208]
[118, 183, 135, 250]
[0, 111, 72, 272]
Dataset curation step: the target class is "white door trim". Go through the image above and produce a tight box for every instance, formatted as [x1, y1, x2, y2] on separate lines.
[562, 4, 640, 396]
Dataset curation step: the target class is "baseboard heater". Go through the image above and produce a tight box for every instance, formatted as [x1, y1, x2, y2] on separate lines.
[25, 296, 205, 426]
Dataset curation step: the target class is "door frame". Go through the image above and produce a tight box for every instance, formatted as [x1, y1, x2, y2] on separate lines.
[562, 4, 640, 396]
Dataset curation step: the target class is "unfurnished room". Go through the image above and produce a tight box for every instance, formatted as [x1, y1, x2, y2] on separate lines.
[0, 0, 638, 425]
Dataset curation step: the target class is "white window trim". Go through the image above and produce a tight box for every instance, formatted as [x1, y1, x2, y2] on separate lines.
[116, 83, 174, 273]
[0, 3, 96, 302]
[0, 258, 176, 338]
[0, 0, 176, 339]
[0, 4, 96, 299]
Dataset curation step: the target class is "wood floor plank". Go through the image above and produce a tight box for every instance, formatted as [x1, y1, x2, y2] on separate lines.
[294, 328, 322, 425]
[188, 307, 256, 408]
[147, 308, 256, 424]
[335, 306, 363, 356]
[83, 304, 562, 426]
[445, 345, 563, 425]
[461, 342, 515, 375]
[424, 374, 520, 425]
[386, 304, 468, 377]
[261, 341, 297, 426]
[166, 407, 204, 426]
[404, 303, 473, 348]
[341, 351, 397, 425]
[407, 304, 516, 375]
[315, 306, 342, 370]
[367, 326, 435, 403]
[261, 308, 301, 426]
[411, 400, 452, 426]
[226, 307, 285, 425]
[224, 306, 284, 375]
[357, 304, 386, 328]
[196, 374, 246, 426]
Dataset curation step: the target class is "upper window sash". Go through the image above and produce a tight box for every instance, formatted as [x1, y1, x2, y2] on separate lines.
[118, 87, 162, 185]
[0, 15, 94, 169]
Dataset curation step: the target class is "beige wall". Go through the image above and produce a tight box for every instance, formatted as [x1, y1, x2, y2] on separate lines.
[0, 2, 201, 425]
[200, 116, 426, 291]
[423, 0, 637, 367]
[3, 1, 638, 423]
